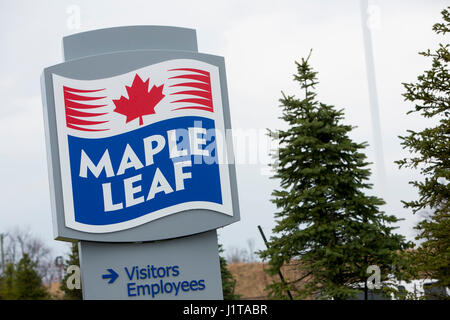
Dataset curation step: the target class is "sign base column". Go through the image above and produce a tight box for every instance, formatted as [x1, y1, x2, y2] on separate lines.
[79, 230, 223, 300]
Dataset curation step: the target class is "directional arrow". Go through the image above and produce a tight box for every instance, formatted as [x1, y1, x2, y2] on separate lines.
[102, 268, 119, 284]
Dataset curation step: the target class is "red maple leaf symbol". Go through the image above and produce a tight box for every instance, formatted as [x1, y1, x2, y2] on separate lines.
[113, 74, 165, 126]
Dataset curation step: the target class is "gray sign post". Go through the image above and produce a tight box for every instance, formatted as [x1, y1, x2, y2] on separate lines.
[41, 26, 240, 300]
[79, 230, 223, 300]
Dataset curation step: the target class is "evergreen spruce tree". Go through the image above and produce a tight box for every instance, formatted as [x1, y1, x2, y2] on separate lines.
[60, 242, 82, 300]
[14, 254, 49, 300]
[219, 244, 240, 300]
[259, 52, 411, 300]
[396, 7, 450, 298]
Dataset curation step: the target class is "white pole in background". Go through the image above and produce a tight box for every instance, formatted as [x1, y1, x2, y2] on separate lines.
[0, 233, 5, 274]
[360, 0, 386, 190]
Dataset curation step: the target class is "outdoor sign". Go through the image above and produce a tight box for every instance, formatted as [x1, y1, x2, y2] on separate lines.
[41, 26, 240, 242]
[41, 26, 240, 299]
[51, 59, 232, 234]
[79, 230, 223, 299]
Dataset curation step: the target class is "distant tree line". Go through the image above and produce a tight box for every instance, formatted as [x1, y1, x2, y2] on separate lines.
[0, 228, 58, 299]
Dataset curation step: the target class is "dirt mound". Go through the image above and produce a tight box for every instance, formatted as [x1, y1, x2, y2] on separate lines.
[228, 262, 308, 299]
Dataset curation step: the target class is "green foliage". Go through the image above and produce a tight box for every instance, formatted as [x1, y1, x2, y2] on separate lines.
[0, 263, 16, 299]
[219, 244, 240, 300]
[14, 254, 49, 300]
[0, 254, 49, 300]
[259, 51, 412, 300]
[397, 7, 450, 298]
[60, 241, 82, 300]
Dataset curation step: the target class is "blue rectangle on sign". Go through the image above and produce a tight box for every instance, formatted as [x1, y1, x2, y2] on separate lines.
[67, 116, 222, 226]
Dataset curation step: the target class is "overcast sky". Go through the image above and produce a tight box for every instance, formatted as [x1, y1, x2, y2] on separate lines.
[0, 0, 447, 259]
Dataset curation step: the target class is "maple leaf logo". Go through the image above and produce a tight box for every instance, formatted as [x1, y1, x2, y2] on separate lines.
[113, 74, 165, 126]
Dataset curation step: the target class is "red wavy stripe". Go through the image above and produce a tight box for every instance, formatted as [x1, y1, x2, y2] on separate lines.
[172, 106, 214, 112]
[66, 116, 108, 126]
[65, 100, 107, 110]
[169, 82, 211, 91]
[64, 91, 106, 101]
[67, 123, 109, 132]
[63, 86, 105, 93]
[171, 98, 212, 108]
[168, 68, 210, 76]
[63, 87, 109, 131]
[171, 90, 212, 99]
[168, 74, 210, 83]
[65, 108, 107, 118]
